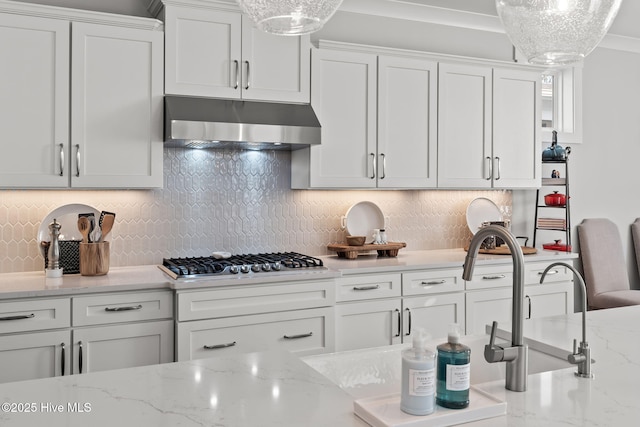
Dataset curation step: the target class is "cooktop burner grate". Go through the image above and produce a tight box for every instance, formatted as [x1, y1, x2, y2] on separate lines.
[161, 252, 325, 279]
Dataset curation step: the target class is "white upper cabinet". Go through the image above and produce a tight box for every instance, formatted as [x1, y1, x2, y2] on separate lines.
[292, 49, 377, 188]
[0, 14, 69, 188]
[0, 5, 164, 189]
[291, 48, 437, 189]
[438, 62, 541, 188]
[164, 4, 310, 103]
[71, 23, 163, 188]
[377, 56, 438, 188]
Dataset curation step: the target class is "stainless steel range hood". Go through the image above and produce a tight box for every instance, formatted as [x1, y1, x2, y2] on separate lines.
[164, 96, 321, 150]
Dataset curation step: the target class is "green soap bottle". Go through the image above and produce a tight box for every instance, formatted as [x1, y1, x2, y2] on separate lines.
[436, 324, 470, 409]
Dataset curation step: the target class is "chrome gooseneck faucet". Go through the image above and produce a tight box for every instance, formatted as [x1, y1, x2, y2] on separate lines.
[463, 225, 528, 392]
[540, 262, 593, 378]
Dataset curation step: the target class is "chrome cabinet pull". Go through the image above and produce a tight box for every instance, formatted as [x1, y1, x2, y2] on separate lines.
[405, 308, 412, 336]
[370, 153, 376, 179]
[486, 156, 492, 180]
[538, 270, 558, 276]
[0, 313, 35, 321]
[244, 60, 250, 90]
[353, 285, 380, 291]
[60, 343, 66, 376]
[482, 274, 506, 280]
[233, 60, 239, 89]
[395, 308, 401, 337]
[204, 341, 236, 350]
[58, 143, 64, 176]
[75, 144, 80, 177]
[494, 156, 501, 180]
[421, 280, 446, 286]
[379, 153, 386, 179]
[283, 332, 313, 339]
[104, 305, 142, 312]
[78, 341, 83, 374]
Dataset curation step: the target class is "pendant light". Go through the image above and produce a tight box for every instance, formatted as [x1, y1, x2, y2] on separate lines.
[236, 0, 343, 36]
[495, 0, 623, 66]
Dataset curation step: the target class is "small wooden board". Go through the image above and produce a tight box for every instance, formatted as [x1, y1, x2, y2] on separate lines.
[327, 242, 407, 259]
[464, 245, 538, 255]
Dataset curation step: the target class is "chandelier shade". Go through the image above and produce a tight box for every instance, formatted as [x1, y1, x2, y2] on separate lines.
[495, 0, 623, 66]
[236, 0, 344, 36]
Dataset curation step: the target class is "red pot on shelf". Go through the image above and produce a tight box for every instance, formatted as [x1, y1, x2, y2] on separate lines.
[543, 239, 572, 252]
[544, 191, 567, 206]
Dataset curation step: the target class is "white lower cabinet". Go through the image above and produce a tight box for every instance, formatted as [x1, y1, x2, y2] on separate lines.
[72, 321, 173, 374]
[175, 280, 336, 361]
[0, 330, 70, 383]
[465, 262, 574, 335]
[70, 290, 174, 374]
[177, 307, 333, 360]
[334, 269, 465, 352]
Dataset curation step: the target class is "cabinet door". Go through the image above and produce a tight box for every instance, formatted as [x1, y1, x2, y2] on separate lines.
[438, 63, 492, 188]
[465, 287, 512, 335]
[0, 13, 69, 188]
[296, 49, 377, 188]
[72, 320, 173, 374]
[176, 307, 333, 361]
[334, 299, 402, 352]
[164, 6, 241, 98]
[525, 282, 574, 319]
[403, 293, 466, 340]
[70, 22, 163, 188]
[378, 56, 437, 188]
[493, 68, 541, 188]
[0, 330, 70, 383]
[241, 16, 310, 103]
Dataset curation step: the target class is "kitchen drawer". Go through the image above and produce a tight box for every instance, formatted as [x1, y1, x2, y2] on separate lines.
[177, 280, 334, 322]
[72, 291, 173, 326]
[402, 268, 464, 296]
[0, 298, 70, 334]
[335, 273, 402, 302]
[525, 261, 573, 285]
[176, 307, 334, 361]
[464, 265, 514, 290]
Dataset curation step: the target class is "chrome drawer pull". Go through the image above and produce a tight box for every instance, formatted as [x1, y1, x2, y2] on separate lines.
[283, 332, 313, 339]
[482, 274, 506, 280]
[104, 305, 143, 312]
[58, 143, 64, 176]
[538, 270, 559, 276]
[353, 285, 380, 291]
[60, 343, 66, 376]
[421, 280, 446, 285]
[0, 313, 35, 321]
[204, 341, 237, 350]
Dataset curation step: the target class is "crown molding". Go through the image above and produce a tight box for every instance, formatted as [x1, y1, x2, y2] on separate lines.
[339, 0, 640, 54]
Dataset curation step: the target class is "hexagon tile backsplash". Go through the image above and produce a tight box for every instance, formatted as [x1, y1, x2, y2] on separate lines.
[0, 148, 511, 273]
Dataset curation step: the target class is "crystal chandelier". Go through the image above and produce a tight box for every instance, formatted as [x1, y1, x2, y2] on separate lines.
[236, 0, 344, 36]
[495, 0, 623, 66]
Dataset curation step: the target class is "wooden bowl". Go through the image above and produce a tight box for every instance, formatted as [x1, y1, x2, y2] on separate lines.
[346, 235, 366, 246]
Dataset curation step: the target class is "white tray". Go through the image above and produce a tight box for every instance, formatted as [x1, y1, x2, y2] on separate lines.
[354, 387, 506, 427]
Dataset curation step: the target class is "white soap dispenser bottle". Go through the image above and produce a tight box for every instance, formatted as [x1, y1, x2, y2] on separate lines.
[400, 328, 435, 415]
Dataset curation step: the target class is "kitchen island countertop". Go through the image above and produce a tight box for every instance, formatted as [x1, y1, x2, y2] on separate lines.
[1, 305, 638, 426]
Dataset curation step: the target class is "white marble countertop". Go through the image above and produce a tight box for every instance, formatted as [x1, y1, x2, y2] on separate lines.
[320, 248, 577, 275]
[0, 249, 576, 299]
[0, 306, 637, 426]
[305, 305, 640, 426]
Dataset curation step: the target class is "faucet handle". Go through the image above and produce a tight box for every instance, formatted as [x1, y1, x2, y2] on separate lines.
[485, 321, 505, 363]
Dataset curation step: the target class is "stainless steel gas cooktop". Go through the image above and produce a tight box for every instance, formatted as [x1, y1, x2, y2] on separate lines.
[159, 252, 326, 280]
